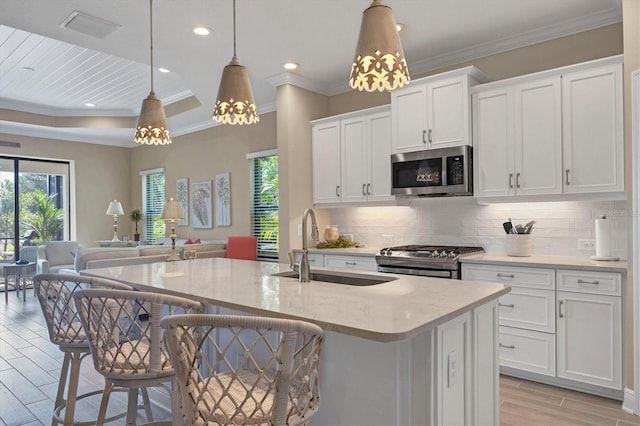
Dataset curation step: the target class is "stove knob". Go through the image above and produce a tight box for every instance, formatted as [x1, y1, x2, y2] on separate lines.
[448, 251, 457, 258]
[440, 251, 448, 258]
[431, 250, 439, 257]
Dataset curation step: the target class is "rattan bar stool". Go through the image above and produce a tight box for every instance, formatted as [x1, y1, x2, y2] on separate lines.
[34, 273, 133, 426]
[161, 314, 324, 425]
[73, 289, 203, 426]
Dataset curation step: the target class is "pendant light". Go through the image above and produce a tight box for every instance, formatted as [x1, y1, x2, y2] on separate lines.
[134, 0, 172, 145]
[349, 0, 410, 92]
[213, 0, 259, 125]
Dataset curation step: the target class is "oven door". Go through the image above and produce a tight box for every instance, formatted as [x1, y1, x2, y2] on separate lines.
[377, 265, 457, 279]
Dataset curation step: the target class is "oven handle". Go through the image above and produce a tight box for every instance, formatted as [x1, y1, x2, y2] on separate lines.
[377, 265, 453, 278]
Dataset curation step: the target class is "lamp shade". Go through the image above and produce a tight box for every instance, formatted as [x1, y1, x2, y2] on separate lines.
[106, 200, 124, 216]
[213, 57, 259, 125]
[160, 198, 184, 220]
[349, 0, 410, 92]
[134, 92, 172, 145]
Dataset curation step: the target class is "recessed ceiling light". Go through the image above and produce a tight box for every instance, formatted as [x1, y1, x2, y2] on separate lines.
[396, 23, 405, 32]
[193, 26, 211, 36]
[158, 67, 170, 73]
[85, 103, 95, 107]
[284, 62, 298, 70]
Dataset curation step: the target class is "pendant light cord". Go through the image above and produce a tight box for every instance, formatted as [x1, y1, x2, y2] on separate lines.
[232, 0, 237, 60]
[149, 0, 155, 94]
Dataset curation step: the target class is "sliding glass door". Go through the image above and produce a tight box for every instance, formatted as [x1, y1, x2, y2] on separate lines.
[0, 156, 70, 261]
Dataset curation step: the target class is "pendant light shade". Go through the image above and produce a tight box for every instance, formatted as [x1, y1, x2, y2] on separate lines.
[349, 0, 410, 92]
[213, 0, 259, 125]
[134, 0, 172, 145]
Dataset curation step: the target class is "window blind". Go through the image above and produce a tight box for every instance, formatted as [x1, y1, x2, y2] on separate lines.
[250, 154, 278, 260]
[141, 170, 165, 244]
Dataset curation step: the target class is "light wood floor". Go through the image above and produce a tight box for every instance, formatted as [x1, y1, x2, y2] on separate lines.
[1, 287, 638, 425]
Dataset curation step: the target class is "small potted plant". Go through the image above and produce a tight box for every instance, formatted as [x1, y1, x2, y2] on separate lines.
[129, 209, 143, 241]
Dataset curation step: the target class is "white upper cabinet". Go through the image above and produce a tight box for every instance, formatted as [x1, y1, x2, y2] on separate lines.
[391, 67, 487, 154]
[312, 106, 393, 206]
[562, 64, 624, 193]
[312, 121, 341, 204]
[474, 77, 562, 198]
[474, 55, 623, 199]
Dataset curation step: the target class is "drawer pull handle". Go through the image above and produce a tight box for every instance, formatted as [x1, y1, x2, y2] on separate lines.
[499, 343, 515, 349]
[499, 303, 515, 308]
[577, 279, 599, 285]
[362, 183, 367, 196]
[345, 261, 357, 266]
[508, 173, 514, 189]
[559, 300, 564, 318]
[423, 130, 427, 144]
[497, 273, 515, 279]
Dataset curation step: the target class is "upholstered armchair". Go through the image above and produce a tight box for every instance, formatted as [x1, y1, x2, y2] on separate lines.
[37, 241, 80, 274]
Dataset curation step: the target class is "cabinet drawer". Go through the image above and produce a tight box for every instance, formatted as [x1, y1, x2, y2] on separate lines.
[499, 326, 556, 377]
[557, 269, 621, 296]
[307, 253, 324, 266]
[324, 255, 377, 272]
[498, 288, 555, 333]
[462, 264, 555, 289]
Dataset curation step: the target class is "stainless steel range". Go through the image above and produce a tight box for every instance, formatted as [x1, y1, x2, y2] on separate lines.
[376, 245, 485, 279]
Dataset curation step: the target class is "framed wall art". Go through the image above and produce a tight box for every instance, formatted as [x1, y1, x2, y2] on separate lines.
[191, 180, 212, 229]
[216, 172, 231, 227]
[176, 178, 189, 226]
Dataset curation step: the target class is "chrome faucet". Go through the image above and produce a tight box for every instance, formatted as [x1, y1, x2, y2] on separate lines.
[295, 208, 319, 282]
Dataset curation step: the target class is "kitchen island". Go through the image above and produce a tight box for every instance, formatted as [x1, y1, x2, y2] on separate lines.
[83, 257, 510, 425]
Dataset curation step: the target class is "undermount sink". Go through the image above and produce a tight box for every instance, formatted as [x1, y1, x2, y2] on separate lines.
[272, 270, 396, 286]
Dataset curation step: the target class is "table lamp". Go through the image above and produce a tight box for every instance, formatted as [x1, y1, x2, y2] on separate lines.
[106, 200, 124, 241]
[160, 197, 184, 261]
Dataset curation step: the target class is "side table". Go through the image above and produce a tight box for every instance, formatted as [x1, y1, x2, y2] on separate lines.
[3, 262, 37, 302]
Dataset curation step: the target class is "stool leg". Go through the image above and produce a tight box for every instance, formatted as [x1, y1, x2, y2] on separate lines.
[127, 388, 139, 425]
[97, 381, 114, 425]
[53, 352, 71, 425]
[4, 274, 8, 304]
[141, 388, 154, 421]
[63, 351, 83, 425]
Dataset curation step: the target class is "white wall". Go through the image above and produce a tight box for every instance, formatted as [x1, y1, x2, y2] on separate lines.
[330, 199, 628, 259]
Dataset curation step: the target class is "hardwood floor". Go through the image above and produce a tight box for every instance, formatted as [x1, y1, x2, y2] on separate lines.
[1, 287, 638, 425]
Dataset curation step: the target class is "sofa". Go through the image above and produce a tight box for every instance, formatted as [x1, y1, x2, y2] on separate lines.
[37, 241, 81, 274]
[61, 240, 227, 274]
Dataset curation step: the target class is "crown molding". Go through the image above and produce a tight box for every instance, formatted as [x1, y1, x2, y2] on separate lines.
[0, 120, 135, 147]
[171, 102, 277, 137]
[267, 72, 332, 96]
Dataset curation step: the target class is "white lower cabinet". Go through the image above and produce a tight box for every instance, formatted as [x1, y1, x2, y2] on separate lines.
[499, 326, 556, 376]
[306, 252, 377, 272]
[462, 263, 623, 397]
[556, 291, 622, 390]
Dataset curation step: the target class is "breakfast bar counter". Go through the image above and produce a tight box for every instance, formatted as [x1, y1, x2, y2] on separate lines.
[84, 257, 509, 425]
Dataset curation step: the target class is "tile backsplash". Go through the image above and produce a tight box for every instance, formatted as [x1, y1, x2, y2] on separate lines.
[329, 198, 629, 259]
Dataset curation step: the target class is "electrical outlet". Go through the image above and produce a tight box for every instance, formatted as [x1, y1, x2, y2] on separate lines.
[383, 234, 394, 245]
[578, 239, 596, 251]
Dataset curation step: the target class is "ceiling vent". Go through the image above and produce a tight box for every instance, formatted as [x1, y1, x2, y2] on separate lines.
[60, 11, 120, 39]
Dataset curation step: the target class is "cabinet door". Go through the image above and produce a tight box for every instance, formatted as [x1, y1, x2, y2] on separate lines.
[562, 64, 624, 193]
[391, 84, 428, 153]
[312, 121, 341, 204]
[366, 111, 394, 202]
[473, 88, 515, 197]
[427, 76, 470, 148]
[340, 117, 368, 202]
[514, 77, 563, 195]
[557, 291, 622, 389]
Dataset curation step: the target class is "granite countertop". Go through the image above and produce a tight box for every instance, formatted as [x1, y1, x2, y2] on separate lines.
[461, 253, 628, 273]
[307, 247, 379, 256]
[82, 258, 509, 343]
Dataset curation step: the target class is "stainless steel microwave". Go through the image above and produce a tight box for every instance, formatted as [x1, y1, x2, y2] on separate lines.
[391, 146, 472, 196]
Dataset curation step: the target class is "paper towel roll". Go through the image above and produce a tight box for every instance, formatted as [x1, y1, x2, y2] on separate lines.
[595, 215, 612, 258]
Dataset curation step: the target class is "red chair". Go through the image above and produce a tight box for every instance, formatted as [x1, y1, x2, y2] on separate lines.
[225, 236, 258, 260]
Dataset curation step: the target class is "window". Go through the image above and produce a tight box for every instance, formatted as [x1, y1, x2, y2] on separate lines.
[140, 169, 165, 244]
[248, 150, 278, 260]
